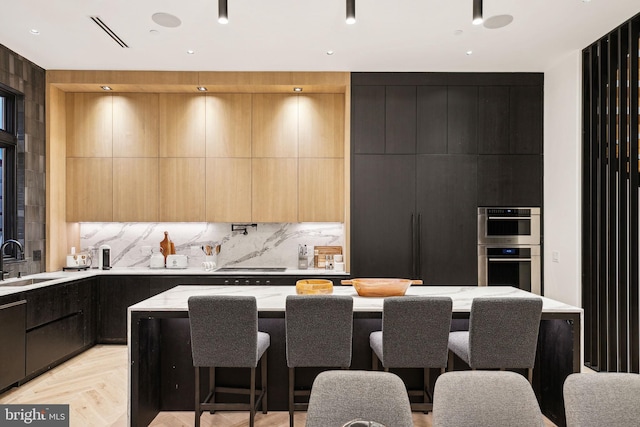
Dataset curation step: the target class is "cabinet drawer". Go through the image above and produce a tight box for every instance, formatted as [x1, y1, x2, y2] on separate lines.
[26, 313, 85, 375]
[26, 283, 82, 330]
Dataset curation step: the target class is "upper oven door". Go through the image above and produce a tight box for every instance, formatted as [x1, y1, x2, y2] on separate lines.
[478, 207, 541, 245]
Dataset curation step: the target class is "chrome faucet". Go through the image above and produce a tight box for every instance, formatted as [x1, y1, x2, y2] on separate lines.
[0, 239, 24, 280]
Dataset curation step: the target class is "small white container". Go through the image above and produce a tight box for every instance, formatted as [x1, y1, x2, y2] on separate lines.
[334, 261, 345, 272]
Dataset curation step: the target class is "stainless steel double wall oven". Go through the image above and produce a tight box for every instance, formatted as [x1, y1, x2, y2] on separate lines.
[478, 207, 541, 294]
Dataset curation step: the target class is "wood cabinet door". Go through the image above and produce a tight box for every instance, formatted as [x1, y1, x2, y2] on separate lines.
[417, 155, 478, 284]
[159, 94, 206, 158]
[510, 86, 543, 154]
[351, 154, 416, 277]
[299, 94, 345, 158]
[113, 158, 159, 222]
[205, 94, 252, 158]
[158, 158, 206, 222]
[206, 158, 252, 222]
[299, 158, 344, 222]
[66, 93, 113, 157]
[352, 86, 385, 154]
[252, 158, 297, 222]
[113, 93, 159, 157]
[66, 158, 113, 222]
[252, 94, 298, 157]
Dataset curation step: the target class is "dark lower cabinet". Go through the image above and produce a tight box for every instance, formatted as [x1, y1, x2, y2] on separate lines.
[0, 300, 26, 391]
[26, 313, 84, 375]
[352, 154, 416, 277]
[98, 276, 150, 344]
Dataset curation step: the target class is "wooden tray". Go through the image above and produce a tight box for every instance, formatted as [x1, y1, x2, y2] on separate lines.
[314, 246, 342, 268]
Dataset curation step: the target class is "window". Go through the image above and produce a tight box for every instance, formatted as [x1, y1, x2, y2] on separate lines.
[0, 87, 17, 250]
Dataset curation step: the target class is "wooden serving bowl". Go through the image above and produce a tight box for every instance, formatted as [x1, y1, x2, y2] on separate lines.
[344, 278, 417, 297]
[296, 279, 334, 295]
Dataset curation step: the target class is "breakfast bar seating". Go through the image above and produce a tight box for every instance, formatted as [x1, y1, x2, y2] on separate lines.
[128, 285, 582, 427]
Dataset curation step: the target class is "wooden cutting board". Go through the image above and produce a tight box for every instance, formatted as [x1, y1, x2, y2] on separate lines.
[314, 246, 343, 268]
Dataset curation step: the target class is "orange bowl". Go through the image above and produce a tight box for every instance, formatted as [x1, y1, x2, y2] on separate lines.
[296, 279, 334, 295]
[349, 278, 413, 297]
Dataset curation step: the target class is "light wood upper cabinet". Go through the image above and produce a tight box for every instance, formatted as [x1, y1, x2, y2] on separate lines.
[299, 158, 344, 222]
[206, 158, 252, 222]
[158, 158, 205, 222]
[252, 94, 298, 157]
[206, 94, 252, 157]
[252, 158, 298, 222]
[299, 94, 345, 158]
[159, 94, 206, 158]
[113, 158, 159, 222]
[66, 93, 113, 157]
[66, 158, 113, 221]
[113, 94, 159, 157]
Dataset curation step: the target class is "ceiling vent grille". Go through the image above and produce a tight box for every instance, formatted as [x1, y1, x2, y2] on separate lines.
[89, 16, 129, 48]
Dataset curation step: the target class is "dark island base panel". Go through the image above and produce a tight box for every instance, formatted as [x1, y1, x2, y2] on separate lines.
[130, 313, 579, 427]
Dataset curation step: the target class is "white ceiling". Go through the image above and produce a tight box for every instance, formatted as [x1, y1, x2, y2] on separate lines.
[0, 0, 638, 72]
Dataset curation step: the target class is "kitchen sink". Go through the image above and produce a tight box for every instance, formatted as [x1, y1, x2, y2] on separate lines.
[0, 277, 64, 287]
[215, 267, 287, 272]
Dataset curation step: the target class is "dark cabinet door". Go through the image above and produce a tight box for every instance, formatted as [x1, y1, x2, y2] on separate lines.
[385, 86, 416, 153]
[98, 276, 150, 343]
[352, 86, 385, 154]
[510, 86, 543, 154]
[447, 86, 478, 154]
[477, 155, 543, 206]
[26, 313, 84, 376]
[0, 300, 26, 390]
[417, 86, 448, 154]
[478, 86, 510, 154]
[417, 155, 478, 284]
[351, 154, 416, 277]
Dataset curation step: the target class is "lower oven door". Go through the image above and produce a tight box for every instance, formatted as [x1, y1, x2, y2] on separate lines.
[478, 245, 541, 295]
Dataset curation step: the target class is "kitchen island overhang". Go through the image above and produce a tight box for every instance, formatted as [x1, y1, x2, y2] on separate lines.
[128, 285, 582, 427]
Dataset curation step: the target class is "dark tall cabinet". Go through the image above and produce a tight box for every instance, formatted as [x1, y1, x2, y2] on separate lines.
[351, 73, 543, 284]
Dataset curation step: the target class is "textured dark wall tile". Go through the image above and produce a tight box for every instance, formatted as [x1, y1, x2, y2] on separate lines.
[0, 43, 46, 277]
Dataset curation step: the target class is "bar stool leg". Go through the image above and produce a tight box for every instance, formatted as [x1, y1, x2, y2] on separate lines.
[527, 367, 533, 385]
[209, 367, 215, 414]
[289, 367, 295, 426]
[447, 351, 454, 372]
[372, 350, 379, 371]
[194, 367, 201, 427]
[262, 352, 268, 414]
[250, 367, 256, 427]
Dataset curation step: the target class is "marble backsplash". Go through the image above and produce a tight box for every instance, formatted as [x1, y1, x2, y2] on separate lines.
[79, 223, 344, 269]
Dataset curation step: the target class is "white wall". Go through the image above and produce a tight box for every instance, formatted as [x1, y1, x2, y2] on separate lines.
[543, 50, 583, 306]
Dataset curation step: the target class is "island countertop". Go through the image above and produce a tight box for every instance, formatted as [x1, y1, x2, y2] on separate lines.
[128, 284, 582, 314]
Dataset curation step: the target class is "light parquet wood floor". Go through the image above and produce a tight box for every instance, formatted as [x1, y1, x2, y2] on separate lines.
[0, 345, 557, 427]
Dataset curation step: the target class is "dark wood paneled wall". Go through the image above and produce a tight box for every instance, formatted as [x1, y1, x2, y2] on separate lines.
[582, 13, 640, 373]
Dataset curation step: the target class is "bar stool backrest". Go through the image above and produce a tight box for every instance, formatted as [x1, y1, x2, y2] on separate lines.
[382, 296, 452, 368]
[286, 295, 353, 368]
[188, 295, 260, 368]
[468, 297, 542, 369]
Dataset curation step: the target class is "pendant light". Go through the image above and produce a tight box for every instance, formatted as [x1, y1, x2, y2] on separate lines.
[346, 0, 356, 25]
[218, 0, 229, 24]
[472, 0, 483, 25]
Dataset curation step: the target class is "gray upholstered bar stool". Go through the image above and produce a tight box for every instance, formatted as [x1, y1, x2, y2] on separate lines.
[447, 297, 543, 384]
[369, 296, 453, 412]
[187, 295, 270, 427]
[285, 294, 353, 427]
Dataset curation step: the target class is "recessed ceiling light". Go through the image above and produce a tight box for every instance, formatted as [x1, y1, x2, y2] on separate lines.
[466, 51, 473, 56]
[187, 50, 195, 55]
[30, 29, 40, 35]
[472, 0, 483, 25]
[152, 12, 182, 28]
[346, 0, 356, 24]
[326, 50, 335, 56]
[101, 86, 112, 91]
[218, 0, 229, 24]
[293, 87, 303, 92]
[197, 86, 208, 92]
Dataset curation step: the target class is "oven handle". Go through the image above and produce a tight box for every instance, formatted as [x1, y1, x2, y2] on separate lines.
[487, 216, 532, 220]
[488, 258, 532, 262]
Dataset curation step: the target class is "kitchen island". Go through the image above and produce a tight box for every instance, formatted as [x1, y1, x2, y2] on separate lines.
[128, 285, 582, 427]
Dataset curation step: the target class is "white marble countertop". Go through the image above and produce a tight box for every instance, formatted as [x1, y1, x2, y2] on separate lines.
[0, 267, 349, 297]
[128, 285, 583, 314]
